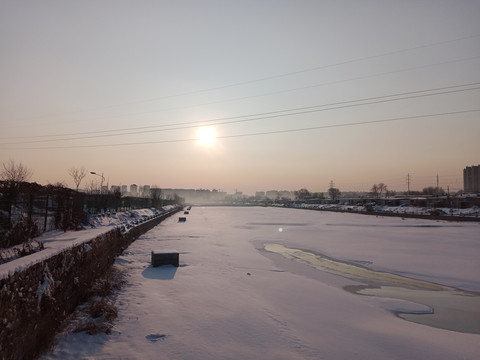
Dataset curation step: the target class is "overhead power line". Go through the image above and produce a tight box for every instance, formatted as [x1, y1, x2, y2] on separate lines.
[165, 55, 480, 113]
[6, 33, 480, 123]
[2, 82, 479, 144]
[16, 54, 473, 128]
[3, 109, 478, 150]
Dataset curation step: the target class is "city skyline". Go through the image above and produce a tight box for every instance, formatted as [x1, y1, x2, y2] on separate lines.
[1, 1, 479, 195]
[85, 168, 476, 198]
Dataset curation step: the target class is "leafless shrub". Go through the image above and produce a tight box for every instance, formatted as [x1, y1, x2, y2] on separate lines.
[69, 266, 125, 336]
[87, 267, 126, 298]
[87, 298, 118, 320]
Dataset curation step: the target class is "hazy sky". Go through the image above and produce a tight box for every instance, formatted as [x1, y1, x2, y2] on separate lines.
[1, 1, 479, 194]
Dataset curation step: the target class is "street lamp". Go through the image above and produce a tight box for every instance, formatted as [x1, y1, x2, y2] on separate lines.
[90, 171, 105, 194]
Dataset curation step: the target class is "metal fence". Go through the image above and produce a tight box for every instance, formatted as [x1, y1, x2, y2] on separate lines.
[0, 182, 173, 248]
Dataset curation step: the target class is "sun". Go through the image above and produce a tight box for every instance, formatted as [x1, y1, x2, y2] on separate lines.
[196, 126, 217, 147]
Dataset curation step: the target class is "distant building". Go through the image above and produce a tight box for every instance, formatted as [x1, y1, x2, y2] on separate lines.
[266, 190, 279, 200]
[233, 191, 244, 201]
[121, 185, 128, 195]
[463, 165, 480, 193]
[130, 184, 138, 197]
[278, 190, 294, 200]
[210, 189, 227, 202]
[255, 191, 266, 200]
[142, 185, 151, 198]
[265, 190, 293, 200]
[160, 188, 227, 204]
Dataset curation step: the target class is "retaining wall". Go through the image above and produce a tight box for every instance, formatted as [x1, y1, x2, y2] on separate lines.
[0, 208, 180, 360]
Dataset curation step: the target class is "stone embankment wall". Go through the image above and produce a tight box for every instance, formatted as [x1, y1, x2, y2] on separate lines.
[0, 207, 180, 360]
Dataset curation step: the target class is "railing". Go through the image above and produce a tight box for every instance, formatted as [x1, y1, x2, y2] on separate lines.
[0, 189, 177, 248]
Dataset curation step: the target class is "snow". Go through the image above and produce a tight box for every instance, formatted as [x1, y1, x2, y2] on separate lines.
[0, 207, 173, 280]
[0, 227, 111, 280]
[296, 203, 480, 217]
[39, 206, 479, 359]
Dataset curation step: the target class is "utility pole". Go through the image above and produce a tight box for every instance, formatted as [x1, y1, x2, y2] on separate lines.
[329, 180, 335, 190]
[90, 171, 105, 194]
[407, 173, 411, 196]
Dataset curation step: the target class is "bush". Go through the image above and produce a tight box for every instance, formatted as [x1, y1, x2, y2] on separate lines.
[2, 219, 40, 248]
[87, 298, 118, 320]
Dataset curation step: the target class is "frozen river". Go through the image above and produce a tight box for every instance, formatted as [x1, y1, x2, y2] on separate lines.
[43, 206, 480, 359]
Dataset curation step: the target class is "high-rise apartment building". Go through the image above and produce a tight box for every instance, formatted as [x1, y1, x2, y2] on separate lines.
[142, 185, 151, 197]
[130, 184, 138, 197]
[463, 165, 480, 193]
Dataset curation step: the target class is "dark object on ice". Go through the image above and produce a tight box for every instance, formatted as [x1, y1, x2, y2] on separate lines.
[184, 211, 189, 215]
[151, 251, 179, 267]
[146, 333, 169, 342]
[178, 217, 187, 222]
[429, 209, 448, 216]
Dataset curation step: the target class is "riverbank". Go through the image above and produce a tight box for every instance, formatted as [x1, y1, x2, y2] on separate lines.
[0, 206, 180, 360]
[278, 203, 480, 222]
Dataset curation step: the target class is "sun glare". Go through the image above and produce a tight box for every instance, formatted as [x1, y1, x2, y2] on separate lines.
[196, 126, 217, 147]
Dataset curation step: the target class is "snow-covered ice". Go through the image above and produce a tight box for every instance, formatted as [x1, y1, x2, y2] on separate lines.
[41, 206, 480, 359]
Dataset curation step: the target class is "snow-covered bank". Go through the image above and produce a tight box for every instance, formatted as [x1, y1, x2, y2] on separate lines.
[0, 206, 180, 360]
[0, 206, 177, 279]
[42, 207, 480, 360]
[291, 202, 480, 219]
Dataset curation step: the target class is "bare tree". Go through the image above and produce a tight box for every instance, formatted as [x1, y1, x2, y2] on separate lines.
[151, 186, 162, 208]
[85, 180, 99, 194]
[378, 183, 388, 199]
[371, 183, 388, 200]
[68, 166, 87, 191]
[0, 160, 33, 228]
[386, 189, 395, 198]
[328, 187, 341, 201]
[1, 160, 33, 183]
[294, 188, 311, 200]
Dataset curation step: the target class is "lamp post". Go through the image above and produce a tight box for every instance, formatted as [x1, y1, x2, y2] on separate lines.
[90, 171, 105, 194]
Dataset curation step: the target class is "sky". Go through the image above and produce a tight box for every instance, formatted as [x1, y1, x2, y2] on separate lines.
[1, 0, 479, 195]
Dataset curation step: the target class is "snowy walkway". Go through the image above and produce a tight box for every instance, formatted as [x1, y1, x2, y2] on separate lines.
[0, 227, 112, 280]
[0, 208, 173, 279]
